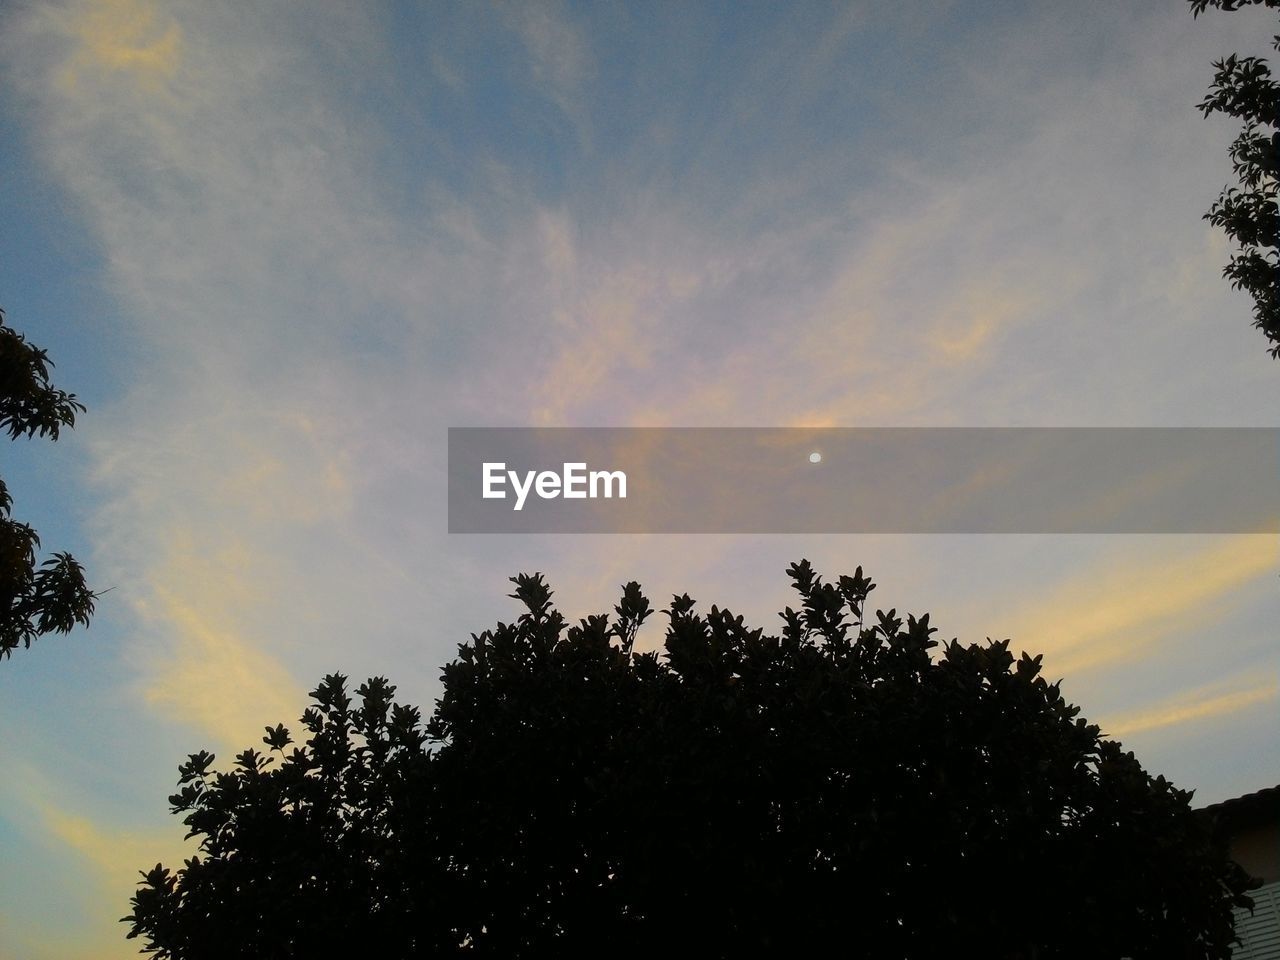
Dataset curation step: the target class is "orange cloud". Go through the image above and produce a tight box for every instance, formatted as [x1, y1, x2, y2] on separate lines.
[59, 0, 182, 92]
[1103, 677, 1277, 739]
[989, 536, 1277, 678]
[131, 530, 306, 753]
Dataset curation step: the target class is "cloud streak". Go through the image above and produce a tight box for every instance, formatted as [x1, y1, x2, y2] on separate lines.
[986, 536, 1276, 679]
[1103, 677, 1278, 740]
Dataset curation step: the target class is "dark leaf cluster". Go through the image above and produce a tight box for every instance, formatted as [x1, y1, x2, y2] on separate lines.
[1191, 0, 1280, 355]
[0, 308, 95, 659]
[125, 562, 1256, 959]
[0, 309, 85, 440]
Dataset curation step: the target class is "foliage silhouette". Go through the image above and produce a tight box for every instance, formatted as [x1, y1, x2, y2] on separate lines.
[1190, 0, 1280, 356]
[0, 307, 95, 659]
[125, 562, 1256, 958]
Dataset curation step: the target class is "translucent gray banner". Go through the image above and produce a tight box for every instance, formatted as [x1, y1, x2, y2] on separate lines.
[447, 428, 1280, 534]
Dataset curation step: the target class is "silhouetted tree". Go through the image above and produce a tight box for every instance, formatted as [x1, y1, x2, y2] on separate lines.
[125, 562, 1256, 959]
[1191, 0, 1280, 356]
[0, 307, 95, 659]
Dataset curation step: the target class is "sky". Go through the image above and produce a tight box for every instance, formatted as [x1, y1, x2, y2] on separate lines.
[1, 0, 1278, 956]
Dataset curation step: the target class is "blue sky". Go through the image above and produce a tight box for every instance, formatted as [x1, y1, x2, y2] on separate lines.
[1, 1, 1278, 955]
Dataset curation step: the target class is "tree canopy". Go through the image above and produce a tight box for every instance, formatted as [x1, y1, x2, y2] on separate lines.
[1190, 0, 1280, 356]
[0, 307, 95, 659]
[124, 561, 1255, 958]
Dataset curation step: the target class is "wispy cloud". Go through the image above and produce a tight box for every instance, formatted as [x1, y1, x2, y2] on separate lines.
[0, 755, 187, 960]
[58, 0, 182, 92]
[503, 0, 592, 126]
[1103, 676, 1277, 740]
[986, 536, 1277, 678]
